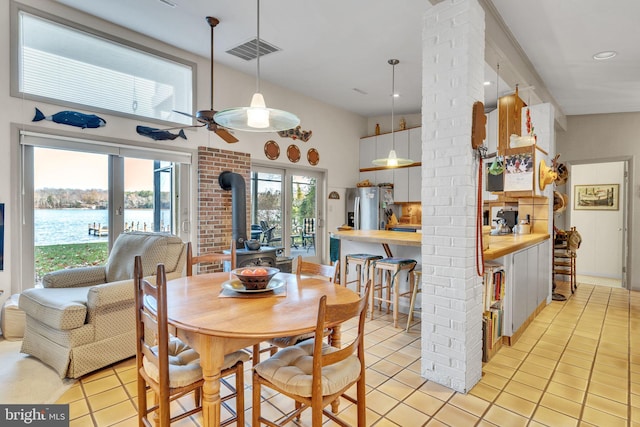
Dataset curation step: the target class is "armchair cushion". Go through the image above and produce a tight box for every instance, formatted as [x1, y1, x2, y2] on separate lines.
[19, 286, 92, 330]
[42, 266, 107, 289]
[105, 232, 184, 282]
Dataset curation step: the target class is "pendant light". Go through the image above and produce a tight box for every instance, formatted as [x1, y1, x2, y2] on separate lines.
[372, 59, 412, 167]
[214, 0, 300, 132]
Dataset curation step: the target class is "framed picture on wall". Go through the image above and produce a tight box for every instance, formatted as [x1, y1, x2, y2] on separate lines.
[574, 184, 619, 210]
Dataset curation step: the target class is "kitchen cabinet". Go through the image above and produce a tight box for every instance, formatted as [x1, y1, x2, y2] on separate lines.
[359, 128, 421, 201]
[376, 132, 393, 161]
[501, 240, 551, 337]
[359, 135, 376, 169]
[390, 127, 422, 202]
[408, 127, 422, 161]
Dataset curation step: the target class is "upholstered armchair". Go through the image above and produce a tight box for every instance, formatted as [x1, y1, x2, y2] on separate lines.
[19, 232, 186, 378]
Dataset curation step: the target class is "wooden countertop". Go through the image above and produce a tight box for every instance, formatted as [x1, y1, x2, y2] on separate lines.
[331, 229, 421, 247]
[331, 229, 550, 258]
[483, 233, 550, 260]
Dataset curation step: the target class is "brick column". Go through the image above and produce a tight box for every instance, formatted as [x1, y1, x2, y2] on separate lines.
[197, 147, 251, 269]
[421, 0, 485, 393]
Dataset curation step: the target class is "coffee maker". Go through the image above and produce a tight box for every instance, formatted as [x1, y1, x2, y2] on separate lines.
[496, 209, 518, 233]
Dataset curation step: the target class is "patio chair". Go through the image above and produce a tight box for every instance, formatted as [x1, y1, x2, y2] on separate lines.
[260, 220, 282, 246]
[302, 218, 316, 252]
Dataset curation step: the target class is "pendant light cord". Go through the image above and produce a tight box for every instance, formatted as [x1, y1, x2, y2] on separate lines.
[391, 60, 395, 148]
[256, 0, 261, 94]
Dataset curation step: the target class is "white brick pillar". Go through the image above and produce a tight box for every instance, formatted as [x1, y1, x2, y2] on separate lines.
[420, 0, 485, 393]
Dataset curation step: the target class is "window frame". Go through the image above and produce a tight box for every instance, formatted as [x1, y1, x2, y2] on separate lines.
[10, 0, 198, 128]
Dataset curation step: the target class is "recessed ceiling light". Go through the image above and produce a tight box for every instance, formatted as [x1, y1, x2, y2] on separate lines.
[593, 51, 617, 61]
[484, 81, 492, 86]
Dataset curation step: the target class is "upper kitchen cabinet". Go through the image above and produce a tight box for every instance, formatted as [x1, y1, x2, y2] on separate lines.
[359, 135, 376, 170]
[392, 127, 422, 203]
[408, 127, 422, 162]
[359, 127, 422, 202]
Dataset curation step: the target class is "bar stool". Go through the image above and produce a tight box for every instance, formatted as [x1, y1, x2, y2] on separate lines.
[406, 270, 422, 332]
[344, 254, 383, 295]
[369, 257, 417, 328]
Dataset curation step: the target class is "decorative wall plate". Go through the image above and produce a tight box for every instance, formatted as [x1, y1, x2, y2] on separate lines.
[287, 144, 301, 163]
[264, 140, 280, 160]
[307, 148, 320, 166]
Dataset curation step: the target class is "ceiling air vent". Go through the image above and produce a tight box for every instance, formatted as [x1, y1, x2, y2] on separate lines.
[226, 38, 281, 61]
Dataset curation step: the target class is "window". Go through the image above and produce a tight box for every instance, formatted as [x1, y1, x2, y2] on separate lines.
[13, 5, 195, 125]
[19, 131, 192, 286]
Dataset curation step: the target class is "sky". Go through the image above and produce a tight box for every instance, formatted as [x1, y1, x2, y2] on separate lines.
[34, 147, 153, 190]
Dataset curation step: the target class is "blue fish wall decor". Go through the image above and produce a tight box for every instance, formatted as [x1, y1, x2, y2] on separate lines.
[136, 126, 187, 141]
[32, 108, 106, 129]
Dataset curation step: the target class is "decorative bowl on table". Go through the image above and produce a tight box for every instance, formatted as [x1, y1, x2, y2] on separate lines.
[231, 267, 280, 290]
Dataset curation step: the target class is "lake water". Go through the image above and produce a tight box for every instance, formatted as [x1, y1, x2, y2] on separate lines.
[35, 209, 168, 246]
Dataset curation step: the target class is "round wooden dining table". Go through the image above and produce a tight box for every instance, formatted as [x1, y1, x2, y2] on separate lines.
[165, 271, 360, 427]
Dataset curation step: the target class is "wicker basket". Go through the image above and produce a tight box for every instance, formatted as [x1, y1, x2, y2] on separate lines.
[231, 267, 280, 290]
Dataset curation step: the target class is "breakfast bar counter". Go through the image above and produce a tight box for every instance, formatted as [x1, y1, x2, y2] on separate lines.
[330, 229, 550, 259]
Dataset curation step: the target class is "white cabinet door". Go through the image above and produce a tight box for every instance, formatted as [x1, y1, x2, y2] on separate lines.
[376, 133, 393, 159]
[359, 136, 376, 169]
[511, 250, 529, 334]
[393, 168, 409, 203]
[393, 130, 410, 160]
[409, 127, 422, 162]
[527, 245, 539, 316]
[537, 240, 551, 304]
[408, 167, 421, 202]
[376, 169, 394, 185]
[359, 170, 375, 185]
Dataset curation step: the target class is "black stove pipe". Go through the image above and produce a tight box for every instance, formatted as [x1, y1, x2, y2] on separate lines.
[218, 171, 248, 249]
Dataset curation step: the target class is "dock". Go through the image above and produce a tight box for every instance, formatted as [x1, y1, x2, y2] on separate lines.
[89, 221, 171, 237]
[88, 223, 108, 236]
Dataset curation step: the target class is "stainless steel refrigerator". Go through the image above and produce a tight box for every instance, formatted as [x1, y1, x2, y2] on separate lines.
[346, 186, 393, 230]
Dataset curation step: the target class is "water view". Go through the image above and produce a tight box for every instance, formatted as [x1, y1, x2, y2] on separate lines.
[35, 208, 169, 246]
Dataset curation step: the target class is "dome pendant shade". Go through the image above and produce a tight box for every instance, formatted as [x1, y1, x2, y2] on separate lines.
[213, 0, 299, 133]
[372, 149, 412, 167]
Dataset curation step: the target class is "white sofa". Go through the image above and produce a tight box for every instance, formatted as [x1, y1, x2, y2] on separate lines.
[19, 232, 186, 378]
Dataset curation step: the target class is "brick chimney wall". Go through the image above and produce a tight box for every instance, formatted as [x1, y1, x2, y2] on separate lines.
[197, 146, 251, 271]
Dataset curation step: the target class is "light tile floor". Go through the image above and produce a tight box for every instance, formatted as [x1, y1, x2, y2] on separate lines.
[57, 280, 639, 426]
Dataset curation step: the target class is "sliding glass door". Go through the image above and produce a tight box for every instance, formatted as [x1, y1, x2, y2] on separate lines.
[20, 132, 190, 287]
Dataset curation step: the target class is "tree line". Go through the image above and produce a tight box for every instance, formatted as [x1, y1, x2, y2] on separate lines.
[34, 188, 157, 209]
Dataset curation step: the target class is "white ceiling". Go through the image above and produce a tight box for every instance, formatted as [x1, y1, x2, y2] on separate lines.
[54, 0, 640, 118]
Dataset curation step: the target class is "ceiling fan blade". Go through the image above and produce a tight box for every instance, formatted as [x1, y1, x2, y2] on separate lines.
[216, 128, 239, 143]
[172, 110, 196, 119]
[161, 123, 206, 131]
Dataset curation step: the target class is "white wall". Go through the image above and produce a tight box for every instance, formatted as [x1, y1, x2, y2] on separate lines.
[556, 113, 638, 289]
[0, 0, 366, 302]
[569, 162, 625, 280]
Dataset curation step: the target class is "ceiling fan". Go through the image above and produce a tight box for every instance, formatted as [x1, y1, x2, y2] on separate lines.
[172, 17, 238, 143]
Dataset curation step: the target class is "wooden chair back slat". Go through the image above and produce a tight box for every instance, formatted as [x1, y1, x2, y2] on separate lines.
[296, 255, 338, 283]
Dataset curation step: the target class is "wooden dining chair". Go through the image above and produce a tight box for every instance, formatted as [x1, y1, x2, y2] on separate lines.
[186, 241, 236, 276]
[252, 257, 341, 366]
[252, 281, 370, 426]
[296, 255, 339, 282]
[134, 256, 249, 427]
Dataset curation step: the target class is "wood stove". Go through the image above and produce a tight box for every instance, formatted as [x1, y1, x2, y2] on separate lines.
[224, 246, 278, 271]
